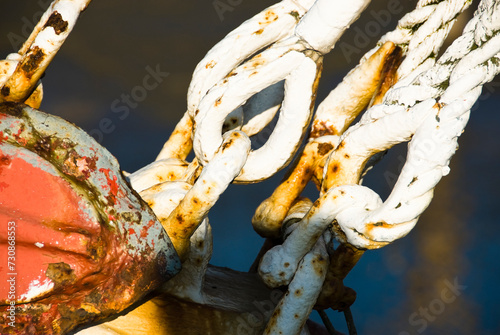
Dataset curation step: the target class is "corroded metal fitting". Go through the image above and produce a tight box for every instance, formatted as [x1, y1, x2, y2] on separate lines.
[0, 103, 180, 335]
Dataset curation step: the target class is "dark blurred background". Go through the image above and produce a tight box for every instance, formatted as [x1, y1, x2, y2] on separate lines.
[1, 1, 499, 334]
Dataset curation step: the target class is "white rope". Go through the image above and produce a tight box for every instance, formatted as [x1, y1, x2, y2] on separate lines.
[162, 130, 251, 258]
[264, 235, 329, 335]
[256, 198, 328, 335]
[259, 185, 381, 286]
[349, 0, 474, 87]
[398, 0, 471, 77]
[154, 0, 500, 332]
[295, 0, 371, 53]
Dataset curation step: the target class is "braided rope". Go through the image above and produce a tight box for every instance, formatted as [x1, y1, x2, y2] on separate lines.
[377, 0, 473, 79]
[304, 0, 473, 202]
[156, 1, 499, 332]
[340, 0, 500, 245]
[260, 0, 499, 287]
[259, 3, 499, 333]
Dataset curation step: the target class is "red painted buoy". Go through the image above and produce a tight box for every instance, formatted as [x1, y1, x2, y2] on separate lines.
[0, 102, 180, 334]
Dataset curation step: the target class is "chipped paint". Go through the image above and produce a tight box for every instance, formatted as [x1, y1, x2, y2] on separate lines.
[0, 0, 92, 104]
[163, 131, 250, 259]
[264, 237, 328, 335]
[44, 11, 69, 35]
[193, 51, 321, 183]
[187, 0, 315, 118]
[19, 277, 54, 302]
[0, 103, 180, 334]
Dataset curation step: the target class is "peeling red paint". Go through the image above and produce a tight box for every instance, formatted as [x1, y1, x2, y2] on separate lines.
[99, 167, 124, 203]
[0, 104, 180, 334]
[141, 220, 155, 238]
[13, 126, 27, 146]
[76, 156, 97, 179]
[0, 131, 8, 143]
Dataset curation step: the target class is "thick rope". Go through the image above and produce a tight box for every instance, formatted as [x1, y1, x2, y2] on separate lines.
[261, 0, 499, 282]
[259, 1, 499, 333]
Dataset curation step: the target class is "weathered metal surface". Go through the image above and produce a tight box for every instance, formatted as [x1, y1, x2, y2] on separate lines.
[155, 112, 193, 161]
[163, 130, 250, 259]
[128, 158, 189, 193]
[193, 48, 322, 183]
[251, 41, 403, 239]
[0, 102, 180, 334]
[0, 0, 92, 104]
[264, 236, 329, 335]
